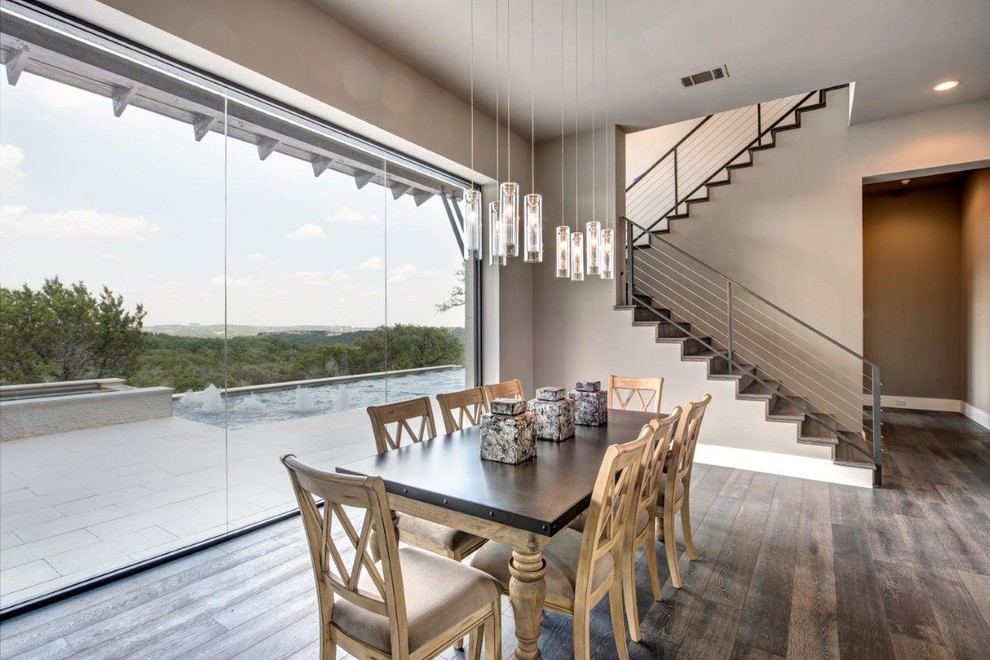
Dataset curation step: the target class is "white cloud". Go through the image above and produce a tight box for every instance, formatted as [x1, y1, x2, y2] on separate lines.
[246, 252, 275, 265]
[357, 256, 384, 271]
[0, 144, 26, 189]
[0, 205, 159, 242]
[285, 223, 326, 241]
[326, 206, 378, 224]
[388, 264, 418, 283]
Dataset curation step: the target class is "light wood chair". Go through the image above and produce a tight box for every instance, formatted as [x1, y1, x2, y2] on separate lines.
[608, 375, 664, 414]
[282, 455, 502, 660]
[620, 411, 681, 642]
[656, 394, 712, 589]
[481, 379, 524, 406]
[436, 387, 489, 434]
[470, 427, 652, 660]
[366, 398, 487, 563]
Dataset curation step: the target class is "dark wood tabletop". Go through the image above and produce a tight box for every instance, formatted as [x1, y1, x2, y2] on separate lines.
[337, 408, 660, 537]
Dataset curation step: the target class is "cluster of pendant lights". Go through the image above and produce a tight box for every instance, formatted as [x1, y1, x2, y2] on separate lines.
[462, 0, 613, 282]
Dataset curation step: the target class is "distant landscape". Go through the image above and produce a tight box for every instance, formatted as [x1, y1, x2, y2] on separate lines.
[143, 324, 367, 339]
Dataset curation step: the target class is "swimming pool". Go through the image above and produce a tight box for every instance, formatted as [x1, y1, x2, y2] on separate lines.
[173, 367, 467, 429]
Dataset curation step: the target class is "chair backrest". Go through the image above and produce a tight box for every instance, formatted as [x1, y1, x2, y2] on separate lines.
[436, 387, 489, 434]
[576, 427, 651, 603]
[669, 394, 712, 495]
[632, 410, 681, 529]
[608, 375, 664, 413]
[482, 379, 524, 406]
[367, 397, 437, 454]
[282, 454, 409, 656]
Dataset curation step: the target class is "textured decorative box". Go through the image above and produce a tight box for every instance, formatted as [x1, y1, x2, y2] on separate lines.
[569, 381, 608, 427]
[480, 398, 537, 464]
[528, 389, 575, 441]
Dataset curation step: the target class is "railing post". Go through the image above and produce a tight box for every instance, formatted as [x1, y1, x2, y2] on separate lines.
[673, 147, 679, 212]
[726, 280, 733, 363]
[757, 103, 762, 145]
[871, 363, 882, 486]
[626, 219, 635, 305]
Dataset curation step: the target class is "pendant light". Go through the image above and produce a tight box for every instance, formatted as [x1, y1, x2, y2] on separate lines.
[600, 0, 615, 280]
[499, 0, 520, 258]
[555, 0, 570, 278]
[585, 0, 601, 277]
[489, 0, 506, 266]
[464, 0, 482, 261]
[570, 0, 584, 282]
[523, 0, 543, 263]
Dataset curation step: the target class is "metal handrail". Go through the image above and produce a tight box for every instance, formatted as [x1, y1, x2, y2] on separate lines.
[626, 114, 712, 192]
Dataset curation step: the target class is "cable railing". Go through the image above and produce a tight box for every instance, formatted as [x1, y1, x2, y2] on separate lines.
[624, 225, 883, 485]
[626, 90, 825, 239]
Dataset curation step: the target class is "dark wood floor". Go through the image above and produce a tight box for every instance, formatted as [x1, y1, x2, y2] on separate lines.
[1, 410, 988, 659]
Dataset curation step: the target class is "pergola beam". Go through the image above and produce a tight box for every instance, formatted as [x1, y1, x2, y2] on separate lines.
[311, 155, 332, 177]
[111, 85, 136, 117]
[4, 47, 28, 85]
[256, 136, 279, 161]
[193, 114, 218, 142]
[354, 171, 375, 189]
[390, 183, 412, 200]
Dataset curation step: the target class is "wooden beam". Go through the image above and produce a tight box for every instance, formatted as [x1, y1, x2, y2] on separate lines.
[4, 48, 28, 86]
[311, 155, 332, 177]
[193, 114, 218, 142]
[256, 136, 279, 161]
[390, 183, 412, 200]
[354, 171, 375, 189]
[111, 85, 137, 117]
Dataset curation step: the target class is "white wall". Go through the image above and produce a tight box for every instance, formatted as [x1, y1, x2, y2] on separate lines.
[962, 169, 990, 422]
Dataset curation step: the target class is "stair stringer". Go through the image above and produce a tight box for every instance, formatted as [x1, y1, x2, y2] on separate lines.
[607, 308, 872, 487]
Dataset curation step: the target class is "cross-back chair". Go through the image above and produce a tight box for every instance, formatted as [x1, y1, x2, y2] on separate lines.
[436, 387, 489, 434]
[470, 426, 651, 660]
[481, 379, 524, 406]
[620, 411, 681, 642]
[656, 394, 712, 589]
[367, 397, 437, 454]
[608, 375, 664, 414]
[282, 455, 502, 660]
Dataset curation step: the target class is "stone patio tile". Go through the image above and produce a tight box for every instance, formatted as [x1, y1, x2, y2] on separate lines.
[0, 529, 100, 571]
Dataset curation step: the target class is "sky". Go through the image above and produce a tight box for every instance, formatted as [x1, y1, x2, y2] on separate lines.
[0, 74, 466, 329]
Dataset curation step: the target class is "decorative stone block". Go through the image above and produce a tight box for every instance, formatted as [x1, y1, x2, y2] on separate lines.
[528, 396, 575, 441]
[490, 397, 527, 416]
[568, 389, 608, 427]
[576, 380, 601, 392]
[480, 401, 537, 464]
[536, 386, 566, 402]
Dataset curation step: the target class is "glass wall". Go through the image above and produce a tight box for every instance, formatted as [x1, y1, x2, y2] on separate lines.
[0, 5, 474, 611]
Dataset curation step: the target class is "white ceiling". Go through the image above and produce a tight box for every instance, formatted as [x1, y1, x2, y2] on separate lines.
[308, 0, 990, 142]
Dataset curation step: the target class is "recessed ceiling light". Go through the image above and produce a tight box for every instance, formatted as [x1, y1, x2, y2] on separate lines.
[900, 179, 911, 186]
[933, 80, 960, 92]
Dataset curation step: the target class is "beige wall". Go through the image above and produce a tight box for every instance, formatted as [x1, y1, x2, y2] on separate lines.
[962, 169, 990, 416]
[863, 185, 963, 399]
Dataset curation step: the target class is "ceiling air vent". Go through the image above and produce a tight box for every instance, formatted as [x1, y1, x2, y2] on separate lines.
[681, 65, 730, 88]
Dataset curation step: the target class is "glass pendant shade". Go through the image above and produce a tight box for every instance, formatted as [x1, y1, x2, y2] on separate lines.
[601, 227, 615, 280]
[570, 231, 585, 281]
[523, 193, 543, 263]
[500, 182, 520, 257]
[555, 225, 571, 278]
[585, 220, 601, 275]
[464, 189, 483, 260]
[489, 200, 506, 266]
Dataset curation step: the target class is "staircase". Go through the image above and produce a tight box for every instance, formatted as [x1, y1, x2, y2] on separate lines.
[620, 87, 883, 486]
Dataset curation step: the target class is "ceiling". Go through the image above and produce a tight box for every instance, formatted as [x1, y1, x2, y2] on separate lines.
[308, 0, 990, 142]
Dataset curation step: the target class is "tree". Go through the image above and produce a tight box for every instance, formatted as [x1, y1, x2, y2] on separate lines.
[0, 277, 147, 384]
[435, 265, 466, 313]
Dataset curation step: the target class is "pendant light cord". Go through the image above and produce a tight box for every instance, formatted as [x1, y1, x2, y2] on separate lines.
[604, 0, 609, 229]
[573, 0, 578, 231]
[530, 0, 535, 192]
[507, 0, 511, 182]
[495, 0, 500, 185]
[560, 0, 564, 225]
[470, 0, 474, 184]
[591, 0, 596, 223]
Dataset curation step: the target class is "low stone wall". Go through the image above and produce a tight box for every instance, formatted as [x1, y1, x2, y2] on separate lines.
[0, 385, 174, 442]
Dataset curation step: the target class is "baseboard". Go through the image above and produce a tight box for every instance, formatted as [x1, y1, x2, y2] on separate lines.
[694, 443, 874, 489]
[962, 402, 990, 431]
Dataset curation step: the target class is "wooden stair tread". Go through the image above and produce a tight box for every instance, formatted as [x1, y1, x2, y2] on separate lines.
[768, 397, 805, 420]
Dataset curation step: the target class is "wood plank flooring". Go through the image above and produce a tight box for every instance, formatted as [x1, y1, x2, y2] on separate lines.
[1, 410, 988, 659]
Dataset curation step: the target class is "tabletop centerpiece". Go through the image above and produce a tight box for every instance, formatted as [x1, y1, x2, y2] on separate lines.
[480, 397, 537, 464]
[568, 380, 608, 427]
[528, 386, 575, 441]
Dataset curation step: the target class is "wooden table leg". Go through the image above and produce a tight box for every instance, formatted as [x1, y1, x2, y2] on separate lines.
[509, 548, 547, 660]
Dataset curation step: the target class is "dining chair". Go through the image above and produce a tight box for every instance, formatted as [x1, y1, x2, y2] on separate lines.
[366, 398, 487, 563]
[608, 375, 664, 414]
[282, 455, 502, 660]
[470, 426, 652, 660]
[620, 411, 681, 642]
[436, 387, 489, 435]
[656, 394, 712, 589]
[481, 379, 524, 406]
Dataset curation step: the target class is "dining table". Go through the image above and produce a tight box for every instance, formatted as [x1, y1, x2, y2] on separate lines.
[337, 407, 661, 660]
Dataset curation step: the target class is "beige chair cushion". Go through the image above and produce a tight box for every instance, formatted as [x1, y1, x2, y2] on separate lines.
[657, 474, 685, 505]
[397, 513, 485, 555]
[332, 547, 501, 654]
[469, 528, 613, 607]
[568, 508, 650, 537]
